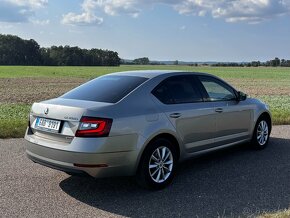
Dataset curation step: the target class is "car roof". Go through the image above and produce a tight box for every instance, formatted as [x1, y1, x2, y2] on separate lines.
[110, 70, 212, 79]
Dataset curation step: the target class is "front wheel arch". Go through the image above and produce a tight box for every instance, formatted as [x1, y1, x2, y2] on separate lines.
[256, 112, 272, 134]
[251, 112, 272, 149]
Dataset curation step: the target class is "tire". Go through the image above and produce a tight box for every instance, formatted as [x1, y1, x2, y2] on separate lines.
[136, 138, 178, 190]
[251, 117, 270, 149]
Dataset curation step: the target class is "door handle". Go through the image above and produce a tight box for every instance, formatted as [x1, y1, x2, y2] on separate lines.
[170, 113, 181, 118]
[215, 108, 223, 113]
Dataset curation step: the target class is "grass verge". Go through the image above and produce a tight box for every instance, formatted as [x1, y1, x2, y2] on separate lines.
[0, 104, 30, 138]
[259, 95, 290, 125]
[0, 65, 290, 79]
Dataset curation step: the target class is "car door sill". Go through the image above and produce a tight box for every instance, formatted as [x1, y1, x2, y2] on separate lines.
[185, 132, 250, 153]
[185, 138, 250, 158]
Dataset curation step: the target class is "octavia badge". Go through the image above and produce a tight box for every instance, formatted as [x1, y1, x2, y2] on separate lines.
[44, 108, 49, 115]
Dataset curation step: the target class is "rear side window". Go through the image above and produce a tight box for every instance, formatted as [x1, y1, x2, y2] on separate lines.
[152, 76, 203, 104]
[61, 75, 148, 103]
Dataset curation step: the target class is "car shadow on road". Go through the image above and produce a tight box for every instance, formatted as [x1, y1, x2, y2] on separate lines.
[59, 137, 290, 217]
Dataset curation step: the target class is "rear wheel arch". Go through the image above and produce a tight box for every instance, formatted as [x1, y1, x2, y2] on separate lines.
[145, 133, 180, 160]
[136, 133, 180, 172]
[135, 133, 180, 189]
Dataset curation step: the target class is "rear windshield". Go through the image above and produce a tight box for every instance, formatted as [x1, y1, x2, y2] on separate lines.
[61, 75, 148, 103]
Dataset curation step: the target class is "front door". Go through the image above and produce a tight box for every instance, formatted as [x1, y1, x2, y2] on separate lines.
[197, 75, 252, 146]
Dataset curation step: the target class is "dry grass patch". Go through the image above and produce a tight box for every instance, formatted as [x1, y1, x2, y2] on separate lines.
[258, 209, 290, 218]
[226, 78, 290, 96]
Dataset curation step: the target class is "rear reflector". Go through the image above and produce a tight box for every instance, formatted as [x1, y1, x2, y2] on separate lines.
[73, 163, 108, 168]
[75, 116, 112, 137]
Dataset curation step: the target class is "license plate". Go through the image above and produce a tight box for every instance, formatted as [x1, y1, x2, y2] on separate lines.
[35, 117, 61, 132]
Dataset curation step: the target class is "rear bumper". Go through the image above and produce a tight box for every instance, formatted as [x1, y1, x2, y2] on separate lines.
[26, 151, 87, 176]
[24, 134, 139, 178]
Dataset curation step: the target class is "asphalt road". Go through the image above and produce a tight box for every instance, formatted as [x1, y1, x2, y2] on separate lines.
[1, 126, 290, 218]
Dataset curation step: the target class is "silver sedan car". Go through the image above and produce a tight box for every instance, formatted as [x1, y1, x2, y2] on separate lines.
[25, 70, 272, 189]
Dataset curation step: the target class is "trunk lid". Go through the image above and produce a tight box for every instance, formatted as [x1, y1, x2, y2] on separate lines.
[29, 98, 112, 143]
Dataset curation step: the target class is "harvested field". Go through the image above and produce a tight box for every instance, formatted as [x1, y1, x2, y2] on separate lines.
[1, 76, 289, 105]
[0, 77, 87, 104]
[227, 78, 290, 96]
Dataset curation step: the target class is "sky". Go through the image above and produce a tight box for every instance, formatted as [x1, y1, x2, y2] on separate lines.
[0, 0, 290, 62]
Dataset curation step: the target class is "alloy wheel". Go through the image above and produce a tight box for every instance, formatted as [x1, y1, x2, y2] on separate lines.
[257, 120, 269, 146]
[148, 146, 173, 183]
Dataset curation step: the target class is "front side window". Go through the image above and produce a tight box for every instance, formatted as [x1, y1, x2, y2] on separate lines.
[198, 76, 236, 101]
[152, 76, 203, 104]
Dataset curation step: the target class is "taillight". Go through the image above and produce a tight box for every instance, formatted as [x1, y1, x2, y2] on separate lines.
[75, 117, 113, 137]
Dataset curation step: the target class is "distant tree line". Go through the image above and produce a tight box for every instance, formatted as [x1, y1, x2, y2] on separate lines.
[123, 57, 290, 67]
[121, 57, 151, 65]
[40, 46, 120, 66]
[212, 57, 290, 67]
[0, 34, 120, 66]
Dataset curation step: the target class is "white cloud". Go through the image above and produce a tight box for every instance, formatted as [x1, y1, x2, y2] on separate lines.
[61, 0, 105, 26]
[0, 0, 48, 23]
[211, 0, 290, 23]
[174, 0, 290, 23]
[96, 0, 140, 17]
[63, 0, 290, 25]
[62, 0, 139, 26]
[6, 0, 48, 9]
[61, 12, 103, 25]
[30, 19, 50, 25]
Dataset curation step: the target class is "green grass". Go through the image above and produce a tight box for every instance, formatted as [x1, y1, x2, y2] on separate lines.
[0, 65, 290, 79]
[0, 104, 30, 138]
[259, 96, 290, 125]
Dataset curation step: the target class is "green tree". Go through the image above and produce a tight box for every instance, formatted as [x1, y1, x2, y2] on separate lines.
[0, 34, 121, 66]
[133, 57, 150, 65]
[271, 57, 280, 67]
[0, 34, 42, 65]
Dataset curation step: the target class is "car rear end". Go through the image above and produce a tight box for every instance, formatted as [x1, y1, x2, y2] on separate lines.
[25, 74, 149, 177]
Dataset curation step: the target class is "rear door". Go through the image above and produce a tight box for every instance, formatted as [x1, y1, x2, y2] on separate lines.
[152, 75, 216, 153]
[197, 75, 252, 146]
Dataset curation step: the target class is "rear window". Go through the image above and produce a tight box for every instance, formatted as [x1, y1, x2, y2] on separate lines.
[61, 75, 148, 103]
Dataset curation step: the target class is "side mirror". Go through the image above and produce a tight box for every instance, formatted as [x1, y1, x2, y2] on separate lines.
[237, 91, 247, 101]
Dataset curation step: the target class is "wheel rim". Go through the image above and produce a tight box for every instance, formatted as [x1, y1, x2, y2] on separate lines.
[257, 120, 269, 146]
[148, 146, 173, 183]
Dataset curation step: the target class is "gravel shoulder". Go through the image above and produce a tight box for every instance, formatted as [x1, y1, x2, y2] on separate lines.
[0, 126, 289, 217]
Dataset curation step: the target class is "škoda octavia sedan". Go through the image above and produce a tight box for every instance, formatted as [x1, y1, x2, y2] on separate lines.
[25, 70, 271, 189]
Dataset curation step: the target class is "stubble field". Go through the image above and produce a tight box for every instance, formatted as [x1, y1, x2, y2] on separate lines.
[0, 65, 289, 138]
